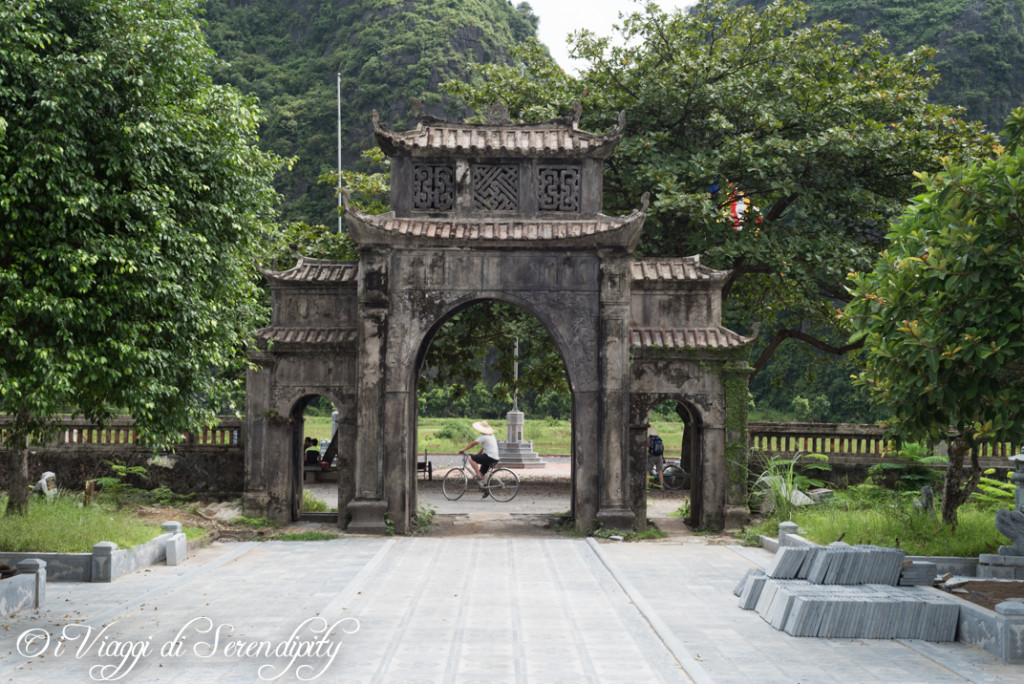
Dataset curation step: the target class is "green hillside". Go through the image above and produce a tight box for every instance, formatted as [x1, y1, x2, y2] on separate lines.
[733, 0, 1024, 134]
[203, 0, 540, 225]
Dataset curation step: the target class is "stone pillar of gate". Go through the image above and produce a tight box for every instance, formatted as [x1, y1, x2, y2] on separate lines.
[348, 248, 389, 533]
[243, 355, 294, 523]
[595, 254, 636, 530]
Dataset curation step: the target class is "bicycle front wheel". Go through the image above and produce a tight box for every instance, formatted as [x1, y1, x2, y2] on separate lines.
[662, 464, 688, 490]
[442, 468, 468, 500]
[486, 468, 520, 502]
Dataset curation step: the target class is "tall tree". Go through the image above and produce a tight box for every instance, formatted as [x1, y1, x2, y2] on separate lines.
[847, 108, 1024, 526]
[0, 0, 283, 514]
[445, 0, 995, 376]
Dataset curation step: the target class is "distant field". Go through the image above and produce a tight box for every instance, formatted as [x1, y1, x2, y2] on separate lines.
[300, 416, 685, 457]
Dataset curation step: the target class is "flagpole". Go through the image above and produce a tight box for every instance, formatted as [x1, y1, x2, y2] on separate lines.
[337, 71, 343, 233]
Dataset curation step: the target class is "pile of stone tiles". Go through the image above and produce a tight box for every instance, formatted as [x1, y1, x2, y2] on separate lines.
[735, 542, 959, 640]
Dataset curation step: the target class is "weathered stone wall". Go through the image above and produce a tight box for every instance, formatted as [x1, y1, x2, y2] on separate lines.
[0, 445, 244, 497]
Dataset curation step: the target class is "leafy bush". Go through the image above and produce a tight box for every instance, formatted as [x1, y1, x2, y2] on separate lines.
[410, 504, 435, 536]
[750, 450, 831, 520]
[434, 422, 476, 444]
[970, 469, 1015, 510]
[302, 489, 328, 512]
[148, 485, 196, 507]
[94, 461, 148, 510]
[866, 442, 945, 491]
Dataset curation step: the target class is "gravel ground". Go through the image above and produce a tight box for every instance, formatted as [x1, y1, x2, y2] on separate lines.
[305, 455, 690, 521]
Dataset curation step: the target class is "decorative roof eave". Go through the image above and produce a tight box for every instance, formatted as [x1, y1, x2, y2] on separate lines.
[630, 257, 731, 284]
[255, 327, 357, 349]
[630, 327, 757, 350]
[345, 196, 648, 252]
[258, 246, 358, 286]
[372, 105, 626, 160]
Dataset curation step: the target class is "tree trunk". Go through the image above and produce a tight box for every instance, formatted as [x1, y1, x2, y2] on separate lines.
[940, 436, 981, 528]
[5, 443, 30, 516]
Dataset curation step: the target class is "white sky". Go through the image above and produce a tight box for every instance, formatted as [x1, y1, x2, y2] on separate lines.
[531, 0, 698, 74]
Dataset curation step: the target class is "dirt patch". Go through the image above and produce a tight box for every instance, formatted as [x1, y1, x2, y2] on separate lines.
[132, 502, 281, 543]
[944, 580, 1024, 612]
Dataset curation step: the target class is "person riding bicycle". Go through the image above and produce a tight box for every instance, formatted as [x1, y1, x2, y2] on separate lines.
[459, 420, 500, 496]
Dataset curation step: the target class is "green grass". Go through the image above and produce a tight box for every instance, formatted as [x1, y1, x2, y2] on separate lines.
[301, 416, 687, 458]
[743, 487, 1011, 557]
[0, 492, 197, 553]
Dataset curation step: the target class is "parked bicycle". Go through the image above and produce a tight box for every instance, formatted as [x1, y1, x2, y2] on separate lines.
[649, 458, 688, 490]
[443, 452, 520, 502]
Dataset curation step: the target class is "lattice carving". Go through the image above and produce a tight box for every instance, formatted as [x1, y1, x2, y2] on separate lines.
[537, 166, 581, 212]
[412, 163, 455, 211]
[472, 164, 519, 211]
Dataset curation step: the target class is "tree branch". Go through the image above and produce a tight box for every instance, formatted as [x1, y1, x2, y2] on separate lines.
[751, 328, 864, 377]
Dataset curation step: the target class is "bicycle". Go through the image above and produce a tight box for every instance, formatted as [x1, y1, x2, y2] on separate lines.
[442, 452, 520, 502]
[649, 458, 688, 491]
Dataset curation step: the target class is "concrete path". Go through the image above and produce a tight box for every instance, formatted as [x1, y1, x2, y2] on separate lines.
[2, 532, 1020, 683]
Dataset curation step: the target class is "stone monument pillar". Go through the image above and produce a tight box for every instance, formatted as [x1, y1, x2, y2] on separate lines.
[978, 450, 1024, 579]
[498, 409, 543, 468]
[497, 339, 543, 468]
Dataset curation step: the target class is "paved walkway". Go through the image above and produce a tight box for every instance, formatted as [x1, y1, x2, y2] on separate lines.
[2, 531, 1020, 683]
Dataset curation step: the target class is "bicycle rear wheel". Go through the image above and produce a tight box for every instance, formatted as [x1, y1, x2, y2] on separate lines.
[442, 468, 468, 500]
[486, 468, 520, 502]
[662, 464, 688, 490]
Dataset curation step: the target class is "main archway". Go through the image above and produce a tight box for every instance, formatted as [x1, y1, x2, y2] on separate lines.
[244, 107, 753, 534]
[413, 297, 574, 519]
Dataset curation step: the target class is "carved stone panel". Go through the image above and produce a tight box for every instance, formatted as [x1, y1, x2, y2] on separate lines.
[472, 163, 519, 212]
[412, 162, 455, 211]
[537, 166, 581, 212]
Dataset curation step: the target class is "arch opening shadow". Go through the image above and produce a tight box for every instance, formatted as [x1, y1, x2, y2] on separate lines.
[410, 298, 573, 528]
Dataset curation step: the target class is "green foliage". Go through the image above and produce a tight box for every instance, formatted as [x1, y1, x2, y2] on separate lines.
[0, 0, 284, 514]
[734, 0, 1024, 136]
[751, 450, 831, 520]
[970, 468, 1015, 510]
[94, 461, 148, 510]
[147, 485, 196, 507]
[788, 395, 832, 423]
[865, 442, 945, 491]
[750, 343, 886, 423]
[446, 0, 995, 383]
[420, 302, 570, 407]
[433, 421, 477, 445]
[744, 487, 1010, 556]
[847, 106, 1024, 523]
[204, 0, 542, 225]
[0, 491, 172, 553]
[301, 489, 328, 512]
[319, 147, 391, 220]
[231, 515, 276, 528]
[409, 503, 436, 536]
[668, 500, 692, 518]
[263, 222, 359, 266]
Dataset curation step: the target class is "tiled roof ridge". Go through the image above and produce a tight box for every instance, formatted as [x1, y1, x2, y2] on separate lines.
[256, 327, 357, 346]
[630, 327, 755, 350]
[345, 202, 648, 250]
[630, 257, 731, 282]
[258, 253, 358, 284]
[372, 108, 626, 159]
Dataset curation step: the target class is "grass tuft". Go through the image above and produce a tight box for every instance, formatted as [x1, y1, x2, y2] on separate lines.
[0, 492, 195, 553]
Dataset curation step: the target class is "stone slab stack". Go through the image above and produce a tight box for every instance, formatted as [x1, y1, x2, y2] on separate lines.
[736, 542, 960, 641]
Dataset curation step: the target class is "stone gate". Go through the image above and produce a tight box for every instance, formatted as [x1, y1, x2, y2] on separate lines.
[244, 107, 753, 533]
